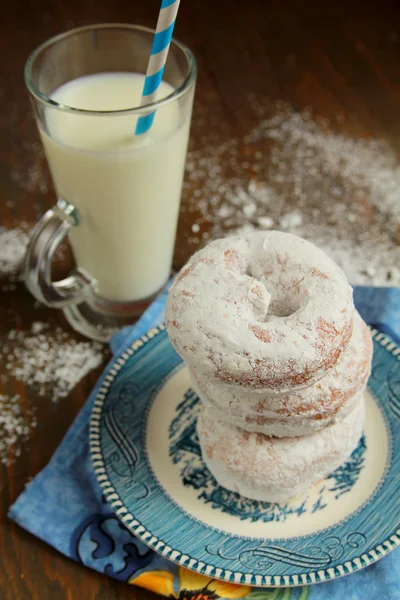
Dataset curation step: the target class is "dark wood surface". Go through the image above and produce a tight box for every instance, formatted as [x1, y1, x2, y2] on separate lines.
[1, 0, 400, 598]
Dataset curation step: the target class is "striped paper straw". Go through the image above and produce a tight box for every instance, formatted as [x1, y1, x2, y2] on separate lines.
[135, 0, 181, 135]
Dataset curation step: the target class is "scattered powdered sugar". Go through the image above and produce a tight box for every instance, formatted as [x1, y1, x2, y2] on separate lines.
[0, 226, 30, 277]
[3, 322, 104, 401]
[0, 394, 37, 466]
[184, 101, 400, 286]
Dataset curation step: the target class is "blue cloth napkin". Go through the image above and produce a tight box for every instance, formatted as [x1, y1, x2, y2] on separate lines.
[9, 285, 400, 599]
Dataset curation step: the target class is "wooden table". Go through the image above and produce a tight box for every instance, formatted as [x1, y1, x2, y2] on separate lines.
[1, 0, 400, 597]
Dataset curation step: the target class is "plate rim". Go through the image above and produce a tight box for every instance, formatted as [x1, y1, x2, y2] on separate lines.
[89, 324, 400, 588]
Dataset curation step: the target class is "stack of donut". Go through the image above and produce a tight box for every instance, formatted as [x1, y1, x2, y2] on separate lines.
[166, 231, 372, 503]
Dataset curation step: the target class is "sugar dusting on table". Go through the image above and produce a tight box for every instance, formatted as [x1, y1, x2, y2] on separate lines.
[0, 394, 37, 466]
[0, 322, 104, 464]
[184, 100, 400, 286]
[0, 226, 30, 277]
[2, 322, 105, 402]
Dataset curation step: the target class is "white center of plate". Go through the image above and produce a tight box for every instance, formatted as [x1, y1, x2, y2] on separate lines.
[146, 366, 389, 539]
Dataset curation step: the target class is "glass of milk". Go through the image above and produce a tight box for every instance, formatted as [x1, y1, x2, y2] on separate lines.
[24, 24, 196, 341]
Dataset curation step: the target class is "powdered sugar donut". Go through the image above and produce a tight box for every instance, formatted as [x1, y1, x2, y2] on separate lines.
[197, 396, 365, 503]
[191, 311, 372, 437]
[166, 232, 353, 392]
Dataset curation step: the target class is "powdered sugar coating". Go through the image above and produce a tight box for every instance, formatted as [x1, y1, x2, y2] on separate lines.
[200, 388, 361, 439]
[166, 231, 354, 391]
[191, 311, 372, 437]
[197, 396, 365, 503]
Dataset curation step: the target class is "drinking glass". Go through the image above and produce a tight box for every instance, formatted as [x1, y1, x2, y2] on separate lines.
[24, 24, 196, 341]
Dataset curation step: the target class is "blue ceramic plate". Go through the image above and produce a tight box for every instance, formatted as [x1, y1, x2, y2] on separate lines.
[90, 325, 400, 587]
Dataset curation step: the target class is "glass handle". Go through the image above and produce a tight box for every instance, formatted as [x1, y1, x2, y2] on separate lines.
[24, 199, 96, 308]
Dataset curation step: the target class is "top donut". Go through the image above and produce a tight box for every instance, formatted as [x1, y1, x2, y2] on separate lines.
[166, 231, 354, 392]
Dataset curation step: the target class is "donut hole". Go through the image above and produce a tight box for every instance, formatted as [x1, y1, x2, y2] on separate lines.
[267, 296, 302, 318]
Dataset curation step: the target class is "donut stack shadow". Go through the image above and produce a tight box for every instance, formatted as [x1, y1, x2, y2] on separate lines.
[166, 231, 373, 503]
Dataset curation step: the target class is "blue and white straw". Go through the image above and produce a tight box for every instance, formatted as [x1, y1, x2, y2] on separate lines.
[135, 0, 181, 136]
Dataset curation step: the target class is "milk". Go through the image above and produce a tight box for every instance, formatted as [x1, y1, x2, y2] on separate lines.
[40, 72, 192, 303]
